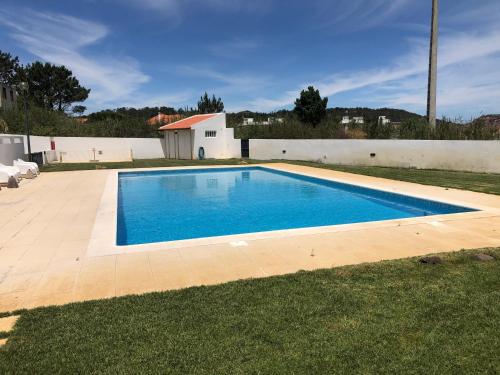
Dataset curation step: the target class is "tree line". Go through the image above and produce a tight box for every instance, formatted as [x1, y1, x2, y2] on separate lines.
[1, 50, 90, 113]
[0, 49, 228, 137]
[1, 48, 497, 140]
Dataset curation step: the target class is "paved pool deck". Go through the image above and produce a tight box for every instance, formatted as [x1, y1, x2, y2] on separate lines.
[1, 163, 499, 313]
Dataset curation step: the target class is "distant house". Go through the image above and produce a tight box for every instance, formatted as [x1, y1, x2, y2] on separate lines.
[147, 113, 183, 126]
[0, 84, 17, 110]
[242, 117, 283, 126]
[341, 116, 350, 125]
[243, 118, 255, 126]
[341, 116, 364, 125]
[378, 116, 391, 125]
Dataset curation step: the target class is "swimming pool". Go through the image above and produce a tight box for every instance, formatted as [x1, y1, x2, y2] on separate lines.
[116, 167, 475, 246]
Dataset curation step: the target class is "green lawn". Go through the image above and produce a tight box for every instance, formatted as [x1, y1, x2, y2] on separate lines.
[0, 248, 498, 374]
[39, 158, 263, 172]
[41, 158, 500, 195]
[288, 161, 500, 196]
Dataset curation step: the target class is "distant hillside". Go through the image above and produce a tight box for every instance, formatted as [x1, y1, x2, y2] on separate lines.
[227, 107, 423, 127]
[475, 114, 500, 127]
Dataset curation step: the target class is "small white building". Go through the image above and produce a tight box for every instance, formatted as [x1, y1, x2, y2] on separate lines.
[341, 116, 364, 125]
[243, 118, 255, 126]
[242, 117, 283, 126]
[378, 116, 391, 125]
[341, 116, 350, 125]
[159, 113, 240, 160]
[0, 84, 17, 110]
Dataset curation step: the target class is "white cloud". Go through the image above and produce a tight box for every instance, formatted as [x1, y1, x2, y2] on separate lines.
[119, 91, 193, 110]
[207, 38, 261, 59]
[177, 66, 271, 91]
[121, 0, 270, 18]
[249, 14, 500, 116]
[314, 0, 414, 31]
[0, 8, 150, 110]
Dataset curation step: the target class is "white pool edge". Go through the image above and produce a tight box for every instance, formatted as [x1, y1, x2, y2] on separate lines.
[87, 164, 496, 257]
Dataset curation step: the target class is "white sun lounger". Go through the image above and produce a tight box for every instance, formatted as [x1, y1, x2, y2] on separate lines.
[0, 169, 12, 186]
[15, 159, 40, 174]
[0, 165, 21, 186]
[13, 160, 38, 178]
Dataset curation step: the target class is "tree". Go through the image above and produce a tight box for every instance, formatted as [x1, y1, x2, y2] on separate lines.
[0, 50, 21, 86]
[24, 62, 90, 111]
[72, 105, 87, 116]
[197, 92, 224, 114]
[294, 86, 328, 127]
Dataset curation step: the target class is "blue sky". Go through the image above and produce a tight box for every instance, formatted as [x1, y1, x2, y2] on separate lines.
[1, 0, 499, 118]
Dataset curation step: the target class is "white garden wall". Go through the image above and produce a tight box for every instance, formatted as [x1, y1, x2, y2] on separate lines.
[51, 137, 166, 162]
[1, 134, 166, 163]
[3, 132, 499, 173]
[250, 139, 500, 173]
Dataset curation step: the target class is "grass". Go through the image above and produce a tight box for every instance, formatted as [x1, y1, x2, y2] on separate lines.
[41, 158, 500, 196]
[0, 248, 498, 374]
[289, 161, 500, 196]
[39, 158, 263, 172]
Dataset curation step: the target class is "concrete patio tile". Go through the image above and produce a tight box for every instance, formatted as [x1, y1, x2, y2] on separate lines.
[208, 246, 267, 281]
[0, 273, 44, 295]
[180, 256, 240, 286]
[6, 225, 48, 246]
[115, 253, 155, 297]
[66, 222, 96, 241]
[240, 243, 310, 276]
[51, 240, 88, 264]
[0, 315, 20, 332]
[8, 256, 53, 277]
[1, 164, 500, 312]
[0, 245, 30, 272]
[445, 219, 500, 241]
[149, 250, 195, 291]
[74, 256, 116, 301]
[0, 292, 26, 313]
[26, 291, 76, 310]
[31, 260, 81, 299]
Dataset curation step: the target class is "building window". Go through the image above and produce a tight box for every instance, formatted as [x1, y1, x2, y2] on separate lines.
[205, 130, 217, 138]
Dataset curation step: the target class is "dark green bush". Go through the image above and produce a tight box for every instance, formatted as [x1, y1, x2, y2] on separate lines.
[0, 105, 160, 138]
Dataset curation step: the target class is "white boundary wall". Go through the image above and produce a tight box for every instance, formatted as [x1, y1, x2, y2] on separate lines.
[52, 137, 166, 162]
[1, 134, 167, 163]
[250, 139, 500, 173]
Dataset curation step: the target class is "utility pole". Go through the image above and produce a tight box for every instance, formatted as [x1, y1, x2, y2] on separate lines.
[427, 0, 438, 129]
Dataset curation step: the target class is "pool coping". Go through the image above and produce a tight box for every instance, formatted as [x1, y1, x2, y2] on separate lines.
[87, 164, 498, 257]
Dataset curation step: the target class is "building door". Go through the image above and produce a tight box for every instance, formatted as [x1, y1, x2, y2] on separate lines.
[176, 130, 192, 159]
[241, 139, 249, 158]
[165, 130, 192, 159]
[166, 132, 176, 158]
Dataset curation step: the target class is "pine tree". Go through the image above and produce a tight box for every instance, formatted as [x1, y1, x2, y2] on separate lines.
[294, 86, 328, 127]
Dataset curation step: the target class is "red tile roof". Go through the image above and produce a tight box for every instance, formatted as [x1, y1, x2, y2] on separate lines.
[147, 113, 183, 126]
[159, 114, 218, 130]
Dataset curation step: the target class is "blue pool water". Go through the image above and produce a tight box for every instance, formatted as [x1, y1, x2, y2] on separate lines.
[117, 167, 475, 245]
